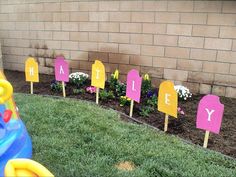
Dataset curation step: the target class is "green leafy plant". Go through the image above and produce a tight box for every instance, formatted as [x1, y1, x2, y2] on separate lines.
[139, 106, 154, 117]
[99, 90, 115, 101]
[138, 95, 157, 117]
[119, 96, 131, 106]
[141, 74, 152, 95]
[73, 88, 85, 94]
[50, 80, 63, 92]
[109, 69, 119, 91]
[115, 82, 126, 97]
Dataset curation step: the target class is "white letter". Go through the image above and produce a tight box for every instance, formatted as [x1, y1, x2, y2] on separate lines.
[205, 108, 215, 121]
[96, 69, 100, 79]
[132, 81, 136, 91]
[29, 67, 34, 76]
[60, 66, 64, 74]
[165, 94, 170, 105]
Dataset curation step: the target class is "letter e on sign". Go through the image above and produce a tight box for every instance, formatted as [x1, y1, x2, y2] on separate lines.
[91, 60, 105, 89]
[55, 56, 69, 82]
[158, 81, 177, 118]
[126, 69, 142, 103]
[196, 95, 224, 134]
[25, 57, 39, 82]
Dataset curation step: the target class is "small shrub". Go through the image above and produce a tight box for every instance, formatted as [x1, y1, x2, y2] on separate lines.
[174, 85, 192, 101]
[99, 90, 115, 101]
[109, 69, 119, 91]
[141, 74, 152, 95]
[50, 80, 63, 92]
[119, 96, 131, 106]
[139, 106, 154, 117]
[69, 72, 89, 86]
[115, 82, 126, 97]
[73, 88, 85, 94]
[138, 95, 157, 117]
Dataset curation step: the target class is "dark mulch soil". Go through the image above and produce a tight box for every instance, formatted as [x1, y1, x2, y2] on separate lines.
[5, 70, 236, 158]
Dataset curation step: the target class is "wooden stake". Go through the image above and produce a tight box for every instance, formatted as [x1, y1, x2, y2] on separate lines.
[129, 99, 134, 117]
[164, 114, 169, 132]
[96, 87, 99, 104]
[30, 82, 33, 94]
[203, 130, 210, 148]
[62, 81, 66, 98]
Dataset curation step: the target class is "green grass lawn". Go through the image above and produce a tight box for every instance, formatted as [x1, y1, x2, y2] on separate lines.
[15, 93, 236, 177]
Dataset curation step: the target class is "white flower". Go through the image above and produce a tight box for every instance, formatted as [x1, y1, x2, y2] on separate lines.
[174, 85, 192, 101]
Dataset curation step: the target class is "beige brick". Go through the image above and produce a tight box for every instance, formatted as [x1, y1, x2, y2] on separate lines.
[61, 2, 78, 11]
[131, 12, 155, 23]
[109, 12, 131, 22]
[99, 1, 119, 11]
[178, 36, 204, 48]
[212, 86, 226, 96]
[182, 82, 200, 94]
[130, 34, 153, 45]
[119, 44, 140, 55]
[79, 42, 98, 51]
[109, 33, 130, 43]
[155, 12, 180, 23]
[199, 84, 212, 94]
[53, 12, 70, 22]
[220, 27, 236, 39]
[130, 55, 152, 66]
[168, 1, 193, 12]
[80, 22, 98, 32]
[143, 1, 167, 11]
[78, 61, 92, 71]
[226, 87, 236, 98]
[141, 66, 163, 78]
[29, 22, 44, 30]
[230, 64, 236, 75]
[194, 1, 222, 13]
[192, 25, 219, 38]
[119, 64, 140, 74]
[36, 13, 52, 22]
[167, 24, 192, 36]
[44, 3, 60, 12]
[37, 31, 52, 40]
[70, 51, 88, 61]
[78, 2, 98, 11]
[165, 47, 190, 58]
[109, 53, 130, 64]
[44, 22, 60, 31]
[217, 51, 236, 63]
[142, 24, 166, 34]
[215, 74, 236, 87]
[177, 59, 202, 72]
[164, 69, 188, 81]
[205, 38, 232, 50]
[89, 32, 108, 42]
[29, 3, 44, 12]
[120, 23, 141, 33]
[53, 32, 69, 41]
[61, 41, 78, 50]
[62, 22, 78, 31]
[99, 22, 119, 32]
[98, 43, 118, 53]
[188, 72, 214, 84]
[208, 14, 236, 26]
[120, 1, 142, 11]
[89, 12, 109, 22]
[70, 12, 88, 22]
[233, 40, 236, 51]
[15, 22, 28, 30]
[153, 57, 177, 69]
[89, 52, 109, 62]
[9, 31, 22, 39]
[45, 40, 61, 49]
[154, 35, 178, 46]
[203, 62, 230, 74]
[222, 1, 236, 13]
[180, 13, 207, 24]
[104, 63, 118, 73]
[70, 32, 88, 41]
[190, 49, 217, 61]
[141, 45, 164, 57]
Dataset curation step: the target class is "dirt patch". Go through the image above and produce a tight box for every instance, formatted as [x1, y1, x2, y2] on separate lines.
[115, 161, 135, 171]
[4, 70, 236, 158]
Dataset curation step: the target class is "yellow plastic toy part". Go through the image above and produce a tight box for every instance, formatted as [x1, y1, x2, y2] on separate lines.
[4, 159, 54, 177]
[0, 79, 13, 104]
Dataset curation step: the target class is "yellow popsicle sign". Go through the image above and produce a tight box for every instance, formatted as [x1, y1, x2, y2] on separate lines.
[91, 60, 105, 89]
[25, 57, 39, 82]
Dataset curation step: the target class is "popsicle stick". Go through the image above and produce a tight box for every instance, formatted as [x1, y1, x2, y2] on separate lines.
[203, 130, 210, 148]
[30, 82, 33, 94]
[164, 114, 169, 132]
[62, 81, 66, 98]
[96, 87, 99, 104]
[129, 99, 134, 117]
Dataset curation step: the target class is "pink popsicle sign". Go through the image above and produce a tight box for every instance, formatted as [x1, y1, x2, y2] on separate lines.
[196, 95, 224, 134]
[55, 56, 69, 82]
[126, 69, 142, 103]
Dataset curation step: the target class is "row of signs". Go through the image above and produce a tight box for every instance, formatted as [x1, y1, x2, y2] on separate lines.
[25, 57, 224, 147]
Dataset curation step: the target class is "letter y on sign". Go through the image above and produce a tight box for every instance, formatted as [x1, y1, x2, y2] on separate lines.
[55, 56, 69, 82]
[196, 95, 224, 134]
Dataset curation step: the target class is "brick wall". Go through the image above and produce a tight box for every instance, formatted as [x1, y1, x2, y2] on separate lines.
[0, 0, 236, 97]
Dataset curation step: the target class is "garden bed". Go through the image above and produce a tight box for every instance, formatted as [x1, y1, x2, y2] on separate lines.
[5, 70, 236, 158]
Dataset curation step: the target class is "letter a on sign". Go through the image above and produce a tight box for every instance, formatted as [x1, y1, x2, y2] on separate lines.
[91, 60, 105, 89]
[158, 81, 177, 118]
[55, 56, 69, 82]
[25, 57, 39, 82]
[126, 69, 142, 103]
[196, 95, 224, 134]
